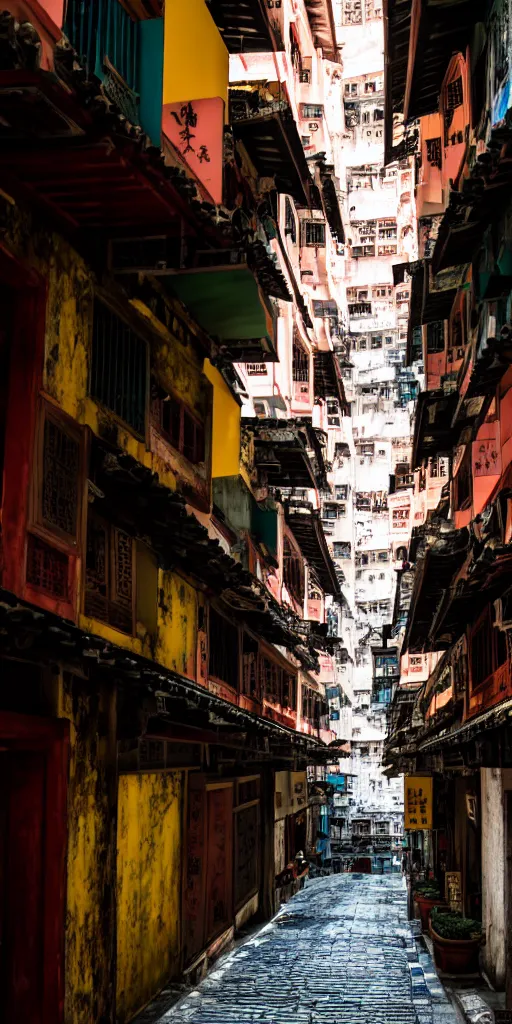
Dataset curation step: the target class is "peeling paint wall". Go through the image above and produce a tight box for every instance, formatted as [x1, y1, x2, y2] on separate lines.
[156, 572, 200, 680]
[60, 672, 117, 1024]
[116, 772, 183, 1023]
[480, 767, 512, 987]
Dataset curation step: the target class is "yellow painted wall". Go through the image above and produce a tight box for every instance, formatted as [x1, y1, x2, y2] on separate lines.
[117, 772, 183, 1023]
[163, 0, 228, 106]
[204, 359, 242, 478]
[156, 571, 199, 679]
[59, 673, 117, 1024]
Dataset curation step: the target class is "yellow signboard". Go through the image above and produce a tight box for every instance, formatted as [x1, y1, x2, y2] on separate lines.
[404, 775, 433, 830]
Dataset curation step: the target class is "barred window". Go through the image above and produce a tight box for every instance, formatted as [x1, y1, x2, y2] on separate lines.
[303, 221, 326, 247]
[446, 76, 463, 110]
[246, 363, 267, 376]
[90, 299, 148, 437]
[426, 137, 442, 168]
[292, 337, 310, 382]
[301, 104, 324, 119]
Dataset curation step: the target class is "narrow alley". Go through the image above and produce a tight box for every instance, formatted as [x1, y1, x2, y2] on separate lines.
[155, 876, 458, 1024]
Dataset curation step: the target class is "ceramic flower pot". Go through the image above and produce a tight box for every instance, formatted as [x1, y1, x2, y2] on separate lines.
[414, 894, 442, 932]
[429, 924, 481, 974]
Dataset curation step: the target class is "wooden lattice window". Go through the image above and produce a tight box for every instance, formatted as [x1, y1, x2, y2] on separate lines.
[26, 535, 70, 600]
[151, 385, 205, 464]
[85, 514, 135, 634]
[90, 299, 148, 437]
[283, 537, 304, 604]
[209, 607, 239, 689]
[426, 137, 442, 168]
[41, 417, 80, 541]
[241, 633, 259, 698]
[282, 671, 297, 710]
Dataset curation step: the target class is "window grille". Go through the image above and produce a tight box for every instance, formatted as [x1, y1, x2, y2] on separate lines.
[85, 515, 135, 634]
[426, 137, 442, 168]
[333, 541, 351, 559]
[292, 337, 310, 382]
[312, 299, 338, 318]
[246, 363, 267, 376]
[426, 320, 444, 353]
[301, 103, 324, 119]
[26, 535, 69, 599]
[90, 300, 148, 437]
[304, 221, 326, 247]
[343, 0, 362, 24]
[446, 76, 463, 110]
[209, 607, 239, 689]
[42, 418, 80, 540]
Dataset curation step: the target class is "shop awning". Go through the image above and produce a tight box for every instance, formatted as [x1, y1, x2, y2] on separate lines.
[231, 109, 311, 204]
[411, 389, 458, 468]
[206, 0, 284, 52]
[285, 501, 341, 597]
[383, 0, 413, 163]
[314, 350, 346, 409]
[0, 68, 214, 239]
[403, 0, 476, 122]
[403, 527, 469, 653]
[303, 0, 338, 60]
[167, 264, 278, 362]
[248, 418, 329, 491]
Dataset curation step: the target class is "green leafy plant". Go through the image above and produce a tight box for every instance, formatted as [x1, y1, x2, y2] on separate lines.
[413, 882, 441, 899]
[431, 908, 482, 940]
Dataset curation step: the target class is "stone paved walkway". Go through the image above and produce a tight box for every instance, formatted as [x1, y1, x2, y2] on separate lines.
[155, 875, 460, 1024]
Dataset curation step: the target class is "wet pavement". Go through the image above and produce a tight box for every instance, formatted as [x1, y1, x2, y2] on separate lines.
[154, 874, 460, 1024]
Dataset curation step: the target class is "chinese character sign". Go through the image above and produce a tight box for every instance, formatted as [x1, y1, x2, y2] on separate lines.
[162, 97, 224, 203]
[404, 775, 433, 830]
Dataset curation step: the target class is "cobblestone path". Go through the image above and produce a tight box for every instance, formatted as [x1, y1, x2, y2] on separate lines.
[157, 875, 460, 1024]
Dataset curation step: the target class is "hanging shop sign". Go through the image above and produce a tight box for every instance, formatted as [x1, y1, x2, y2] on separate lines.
[445, 870, 462, 913]
[404, 775, 433, 830]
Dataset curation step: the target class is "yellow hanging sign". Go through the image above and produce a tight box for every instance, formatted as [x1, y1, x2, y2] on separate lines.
[404, 775, 433, 830]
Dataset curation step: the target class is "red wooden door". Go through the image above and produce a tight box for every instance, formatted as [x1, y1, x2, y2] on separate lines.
[2, 752, 45, 1024]
[205, 786, 233, 944]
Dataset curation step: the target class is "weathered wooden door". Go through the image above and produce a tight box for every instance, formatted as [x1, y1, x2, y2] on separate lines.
[205, 785, 233, 943]
[183, 778, 234, 964]
[0, 713, 68, 1024]
[1, 752, 45, 1024]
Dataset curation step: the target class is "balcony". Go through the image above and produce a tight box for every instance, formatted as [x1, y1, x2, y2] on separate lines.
[348, 302, 372, 317]
[229, 85, 311, 204]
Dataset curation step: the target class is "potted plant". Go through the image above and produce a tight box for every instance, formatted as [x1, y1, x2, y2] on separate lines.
[413, 882, 443, 931]
[430, 908, 482, 974]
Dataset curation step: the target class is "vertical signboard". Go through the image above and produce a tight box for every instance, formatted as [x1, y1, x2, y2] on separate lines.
[404, 775, 433, 830]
